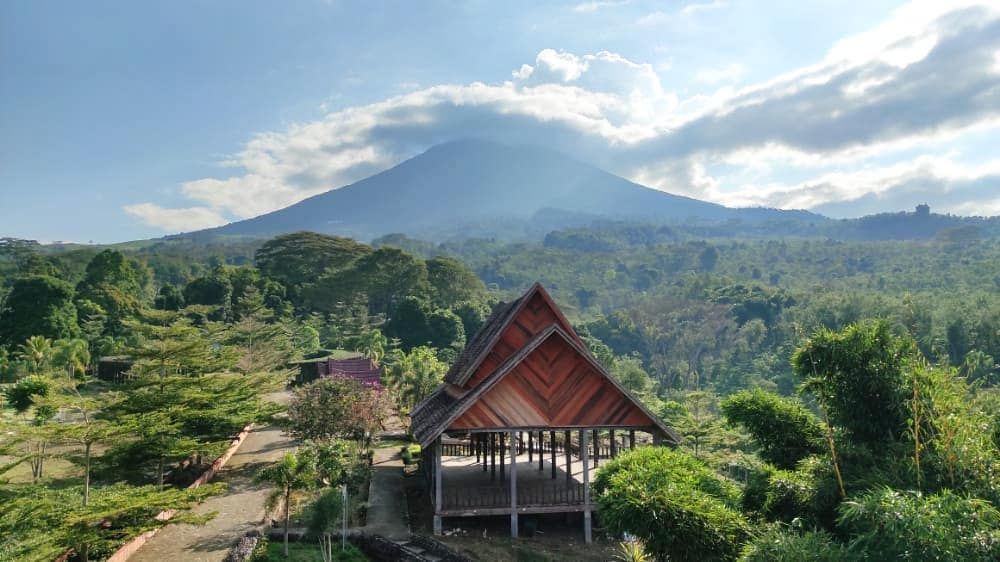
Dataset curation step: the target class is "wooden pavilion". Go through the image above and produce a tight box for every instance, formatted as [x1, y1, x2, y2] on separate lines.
[410, 282, 680, 542]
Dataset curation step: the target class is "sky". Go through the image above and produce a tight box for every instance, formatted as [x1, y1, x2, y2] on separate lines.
[3, 0, 1000, 243]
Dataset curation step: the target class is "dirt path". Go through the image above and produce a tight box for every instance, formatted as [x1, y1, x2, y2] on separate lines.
[362, 445, 410, 540]
[129, 424, 297, 562]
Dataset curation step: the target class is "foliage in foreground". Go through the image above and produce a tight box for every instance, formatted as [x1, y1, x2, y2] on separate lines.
[593, 447, 749, 562]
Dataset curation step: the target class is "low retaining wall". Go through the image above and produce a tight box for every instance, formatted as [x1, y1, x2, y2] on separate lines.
[103, 423, 256, 562]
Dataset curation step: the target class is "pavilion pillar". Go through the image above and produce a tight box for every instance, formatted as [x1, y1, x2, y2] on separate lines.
[481, 435, 487, 472]
[491, 433, 496, 480]
[630, 429, 636, 450]
[538, 431, 544, 471]
[475, 433, 481, 463]
[433, 436, 443, 535]
[610, 429, 617, 458]
[528, 432, 533, 463]
[500, 432, 506, 481]
[581, 429, 592, 544]
[653, 432, 663, 446]
[550, 431, 557, 479]
[593, 430, 599, 467]
[509, 429, 518, 538]
[564, 430, 572, 483]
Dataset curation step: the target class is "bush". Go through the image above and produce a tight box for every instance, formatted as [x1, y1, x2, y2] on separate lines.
[593, 447, 750, 562]
[720, 389, 824, 469]
[739, 526, 849, 562]
[838, 488, 1000, 561]
[759, 456, 841, 529]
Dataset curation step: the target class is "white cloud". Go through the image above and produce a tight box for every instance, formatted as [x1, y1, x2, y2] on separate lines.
[123, 203, 229, 232]
[127, 1, 1000, 231]
[680, 0, 727, 16]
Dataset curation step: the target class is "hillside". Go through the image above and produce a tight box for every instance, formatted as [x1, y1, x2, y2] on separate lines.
[186, 139, 820, 242]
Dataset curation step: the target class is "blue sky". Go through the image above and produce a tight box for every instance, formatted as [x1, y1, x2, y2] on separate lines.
[3, 0, 1000, 243]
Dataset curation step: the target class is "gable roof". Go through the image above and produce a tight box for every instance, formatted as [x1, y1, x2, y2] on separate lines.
[411, 322, 681, 447]
[441, 282, 581, 388]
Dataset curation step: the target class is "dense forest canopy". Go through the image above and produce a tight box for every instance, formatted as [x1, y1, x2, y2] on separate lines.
[2, 221, 999, 560]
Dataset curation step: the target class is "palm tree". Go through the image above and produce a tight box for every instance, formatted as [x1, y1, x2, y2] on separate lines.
[255, 451, 316, 557]
[17, 336, 53, 374]
[385, 346, 446, 412]
[53, 338, 91, 378]
[355, 329, 387, 367]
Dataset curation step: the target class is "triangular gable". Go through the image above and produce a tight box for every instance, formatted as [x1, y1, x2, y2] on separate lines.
[446, 327, 677, 440]
[456, 283, 581, 390]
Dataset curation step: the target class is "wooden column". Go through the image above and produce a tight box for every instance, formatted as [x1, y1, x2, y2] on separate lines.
[630, 429, 636, 450]
[550, 431, 557, 479]
[564, 430, 572, 483]
[581, 429, 592, 544]
[433, 437, 443, 535]
[610, 429, 617, 458]
[490, 433, 496, 480]
[509, 430, 518, 538]
[653, 432, 663, 446]
[538, 431, 544, 471]
[482, 435, 488, 472]
[475, 433, 481, 463]
[593, 429, 599, 467]
[528, 432, 534, 462]
[500, 432, 506, 481]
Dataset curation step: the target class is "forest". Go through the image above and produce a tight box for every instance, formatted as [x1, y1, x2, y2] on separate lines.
[1, 225, 998, 561]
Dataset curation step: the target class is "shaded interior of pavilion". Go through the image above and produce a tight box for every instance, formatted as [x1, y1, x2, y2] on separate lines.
[423, 426, 666, 542]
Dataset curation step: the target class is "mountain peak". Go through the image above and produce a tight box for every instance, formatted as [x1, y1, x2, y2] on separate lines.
[194, 140, 817, 241]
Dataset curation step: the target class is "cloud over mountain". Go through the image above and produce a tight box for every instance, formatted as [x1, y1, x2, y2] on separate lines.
[130, 1, 1000, 231]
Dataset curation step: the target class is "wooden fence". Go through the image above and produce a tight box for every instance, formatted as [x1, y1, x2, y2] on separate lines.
[441, 435, 631, 461]
[441, 481, 585, 510]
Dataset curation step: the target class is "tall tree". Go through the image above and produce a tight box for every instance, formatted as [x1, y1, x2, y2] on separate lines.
[0, 276, 79, 346]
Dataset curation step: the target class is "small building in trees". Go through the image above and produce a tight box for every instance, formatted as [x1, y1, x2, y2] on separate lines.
[410, 282, 680, 542]
[97, 355, 133, 384]
[293, 353, 381, 386]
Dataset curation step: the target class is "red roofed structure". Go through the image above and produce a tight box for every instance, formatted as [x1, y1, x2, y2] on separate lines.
[409, 282, 679, 542]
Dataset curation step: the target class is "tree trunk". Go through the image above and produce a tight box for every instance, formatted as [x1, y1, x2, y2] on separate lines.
[283, 488, 291, 557]
[84, 442, 92, 506]
[158, 456, 165, 490]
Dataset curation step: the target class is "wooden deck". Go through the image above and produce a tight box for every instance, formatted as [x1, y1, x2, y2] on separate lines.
[438, 450, 599, 516]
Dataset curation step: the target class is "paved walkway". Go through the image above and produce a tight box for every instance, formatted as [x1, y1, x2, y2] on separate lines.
[362, 445, 410, 540]
[130, 424, 297, 562]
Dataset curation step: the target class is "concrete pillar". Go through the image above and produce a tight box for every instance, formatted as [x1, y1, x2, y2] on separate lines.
[593, 429, 599, 467]
[509, 429, 518, 538]
[581, 429, 592, 544]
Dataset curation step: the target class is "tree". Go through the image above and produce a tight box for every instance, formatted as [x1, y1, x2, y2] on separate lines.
[383, 346, 446, 412]
[307, 488, 346, 562]
[611, 354, 654, 395]
[593, 447, 749, 562]
[354, 328, 387, 367]
[0, 275, 79, 346]
[126, 316, 213, 380]
[75, 250, 148, 334]
[52, 338, 91, 378]
[792, 321, 913, 448]
[154, 284, 185, 311]
[255, 232, 371, 303]
[425, 255, 487, 308]
[286, 378, 387, 448]
[17, 336, 54, 375]
[720, 389, 824, 469]
[227, 286, 291, 373]
[256, 451, 316, 557]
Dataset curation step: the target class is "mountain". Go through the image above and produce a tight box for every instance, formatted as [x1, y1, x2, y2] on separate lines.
[186, 139, 822, 242]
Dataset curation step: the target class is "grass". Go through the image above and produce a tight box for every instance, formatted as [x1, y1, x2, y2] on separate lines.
[263, 540, 368, 561]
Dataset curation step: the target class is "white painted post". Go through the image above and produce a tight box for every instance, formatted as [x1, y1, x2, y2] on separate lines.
[581, 429, 592, 544]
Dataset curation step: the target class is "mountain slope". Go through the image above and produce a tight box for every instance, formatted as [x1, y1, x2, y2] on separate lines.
[193, 139, 820, 241]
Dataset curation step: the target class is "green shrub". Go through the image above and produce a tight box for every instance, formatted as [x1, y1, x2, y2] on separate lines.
[720, 388, 824, 469]
[593, 447, 750, 562]
[739, 526, 849, 562]
[838, 488, 1000, 561]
